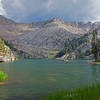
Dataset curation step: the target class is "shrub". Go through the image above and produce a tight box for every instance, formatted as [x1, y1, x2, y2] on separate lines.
[0, 71, 7, 82]
[95, 59, 100, 62]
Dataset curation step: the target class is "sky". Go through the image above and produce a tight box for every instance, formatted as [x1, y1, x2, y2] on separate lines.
[0, 0, 100, 22]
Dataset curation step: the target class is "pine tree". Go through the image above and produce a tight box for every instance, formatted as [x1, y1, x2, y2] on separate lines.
[91, 30, 99, 61]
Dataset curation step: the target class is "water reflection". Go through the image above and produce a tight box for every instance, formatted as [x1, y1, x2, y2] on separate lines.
[91, 64, 100, 83]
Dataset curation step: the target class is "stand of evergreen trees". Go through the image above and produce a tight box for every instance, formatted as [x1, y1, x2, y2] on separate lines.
[91, 30, 100, 62]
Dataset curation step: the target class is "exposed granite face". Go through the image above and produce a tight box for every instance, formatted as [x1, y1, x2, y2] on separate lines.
[0, 15, 100, 59]
[0, 38, 15, 62]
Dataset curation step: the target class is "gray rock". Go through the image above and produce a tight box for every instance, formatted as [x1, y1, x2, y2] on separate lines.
[0, 15, 99, 59]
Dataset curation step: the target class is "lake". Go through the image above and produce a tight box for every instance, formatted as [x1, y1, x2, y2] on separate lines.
[0, 59, 100, 100]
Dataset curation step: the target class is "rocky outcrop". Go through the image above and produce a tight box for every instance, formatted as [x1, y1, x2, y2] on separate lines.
[0, 38, 15, 62]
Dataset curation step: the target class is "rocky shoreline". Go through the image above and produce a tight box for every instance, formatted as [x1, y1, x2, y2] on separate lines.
[0, 56, 15, 62]
[0, 81, 7, 85]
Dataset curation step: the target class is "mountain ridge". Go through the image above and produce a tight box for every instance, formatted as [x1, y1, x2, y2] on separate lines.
[0, 15, 99, 59]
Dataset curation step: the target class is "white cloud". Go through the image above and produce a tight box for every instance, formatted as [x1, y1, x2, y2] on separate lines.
[1, 0, 100, 22]
[0, 0, 6, 16]
[2, 0, 46, 21]
[90, 0, 100, 21]
[44, 0, 55, 10]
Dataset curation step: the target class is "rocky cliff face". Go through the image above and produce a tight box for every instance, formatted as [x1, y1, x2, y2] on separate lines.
[0, 15, 100, 59]
[0, 37, 15, 62]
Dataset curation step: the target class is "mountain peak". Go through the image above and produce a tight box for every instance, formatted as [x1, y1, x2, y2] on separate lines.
[52, 17, 60, 21]
[52, 17, 63, 23]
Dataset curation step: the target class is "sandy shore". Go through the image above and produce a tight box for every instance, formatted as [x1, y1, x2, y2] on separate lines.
[0, 82, 8, 85]
[91, 62, 100, 65]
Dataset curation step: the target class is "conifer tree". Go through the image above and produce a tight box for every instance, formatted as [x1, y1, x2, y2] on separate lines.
[91, 30, 99, 61]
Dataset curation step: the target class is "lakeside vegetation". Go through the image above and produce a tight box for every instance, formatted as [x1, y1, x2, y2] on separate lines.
[0, 71, 7, 82]
[42, 84, 100, 100]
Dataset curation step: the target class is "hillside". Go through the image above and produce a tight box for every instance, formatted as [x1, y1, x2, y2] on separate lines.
[0, 15, 100, 59]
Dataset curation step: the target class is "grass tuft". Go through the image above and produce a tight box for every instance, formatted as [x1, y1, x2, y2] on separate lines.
[42, 84, 100, 100]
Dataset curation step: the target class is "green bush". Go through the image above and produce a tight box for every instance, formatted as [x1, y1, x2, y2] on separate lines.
[0, 71, 7, 82]
[95, 59, 100, 62]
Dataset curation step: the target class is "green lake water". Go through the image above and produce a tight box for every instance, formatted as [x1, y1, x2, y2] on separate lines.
[0, 59, 100, 100]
